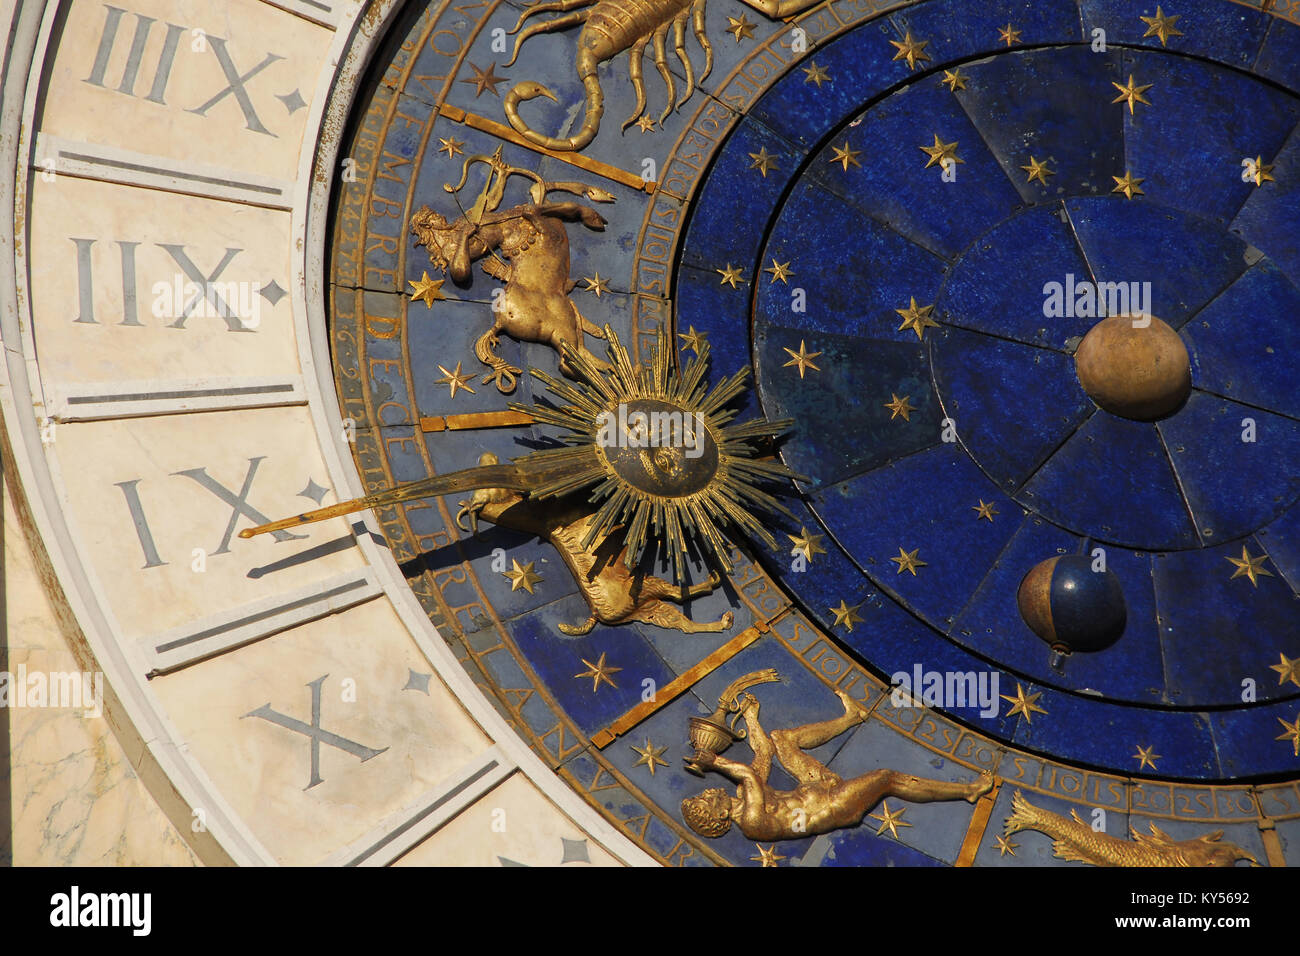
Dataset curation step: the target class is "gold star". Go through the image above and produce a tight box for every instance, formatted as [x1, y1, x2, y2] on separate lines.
[502, 558, 542, 593]
[716, 263, 744, 289]
[994, 834, 1018, 857]
[829, 141, 862, 172]
[891, 546, 926, 576]
[919, 134, 963, 171]
[765, 259, 793, 284]
[1277, 715, 1300, 756]
[973, 500, 998, 522]
[788, 527, 826, 563]
[889, 30, 930, 71]
[1247, 156, 1276, 186]
[830, 600, 864, 632]
[630, 739, 669, 775]
[574, 652, 621, 693]
[1226, 546, 1273, 587]
[460, 61, 507, 97]
[409, 270, 447, 308]
[749, 147, 777, 177]
[750, 844, 786, 866]
[998, 22, 1022, 46]
[1001, 684, 1047, 724]
[803, 61, 831, 87]
[895, 296, 940, 340]
[869, 801, 912, 839]
[1140, 6, 1184, 46]
[782, 340, 822, 378]
[884, 393, 916, 421]
[582, 273, 610, 297]
[677, 325, 708, 355]
[1270, 653, 1300, 688]
[435, 361, 476, 398]
[1111, 74, 1153, 114]
[1021, 156, 1054, 186]
[1133, 744, 1161, 771]
[726, 14, 755, 42]
[941, 68, 968, 92]
[1111, 170, 1145, 200]
[438, 136, 465, 158]
[634, 115, 656, 133]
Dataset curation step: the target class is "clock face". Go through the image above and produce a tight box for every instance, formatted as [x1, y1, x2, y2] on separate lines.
[5, 0, 1300, 869]
[326, 0, 1300, 866]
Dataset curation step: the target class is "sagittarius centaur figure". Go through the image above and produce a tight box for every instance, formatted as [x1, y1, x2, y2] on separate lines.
[411, 146, 615, 393]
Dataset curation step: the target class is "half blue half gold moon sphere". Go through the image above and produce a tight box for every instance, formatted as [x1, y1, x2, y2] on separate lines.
[1017, 555, 1127, 656]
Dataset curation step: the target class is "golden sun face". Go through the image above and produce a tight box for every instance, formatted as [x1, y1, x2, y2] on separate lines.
[513, 325, 802, 581]
[240, 324, 800, 586]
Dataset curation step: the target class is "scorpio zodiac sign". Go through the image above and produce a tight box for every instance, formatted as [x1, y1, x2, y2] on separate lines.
[410, 146, 615, 392]
[503, 0, 826, 151]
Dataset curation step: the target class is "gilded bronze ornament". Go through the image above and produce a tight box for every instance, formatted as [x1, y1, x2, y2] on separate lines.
[1003, 791, 1256, 867]
[684, 668, 780, 775]
[682, 689, 994, 841]
[410, 146, 617, 392]
[456, 452, 735, 634]
[240, 325, 799, 587]
[500, 0, 828, 151]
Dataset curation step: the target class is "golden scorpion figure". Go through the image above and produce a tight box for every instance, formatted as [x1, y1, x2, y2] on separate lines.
[503, 0, 826, 151]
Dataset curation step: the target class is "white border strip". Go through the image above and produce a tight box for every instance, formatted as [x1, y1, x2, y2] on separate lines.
[317, 748, 516, 867]
[259, 0, 354, 31]
[147, 568, 381, 675]
[36, 133, 295, 210]
[47, 375, 306, 421]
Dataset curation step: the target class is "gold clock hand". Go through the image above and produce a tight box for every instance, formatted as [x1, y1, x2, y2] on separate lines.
[237, 455, 577, 539]
[244, 326, 798, 585]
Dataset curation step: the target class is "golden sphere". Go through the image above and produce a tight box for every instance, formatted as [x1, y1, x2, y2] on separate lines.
[1016, 556, 1059, 646]
[1073, 314, 1191, 421]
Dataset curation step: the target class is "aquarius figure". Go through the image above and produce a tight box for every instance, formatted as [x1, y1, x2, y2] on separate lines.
[683, 689, 993, 841]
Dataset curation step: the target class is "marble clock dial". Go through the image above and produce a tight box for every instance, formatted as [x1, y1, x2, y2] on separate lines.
[3, 0, 1298, 868]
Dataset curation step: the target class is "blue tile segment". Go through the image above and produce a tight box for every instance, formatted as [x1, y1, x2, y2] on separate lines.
[930, 326, 1095, 493]
[1019, 412, 1199, 551]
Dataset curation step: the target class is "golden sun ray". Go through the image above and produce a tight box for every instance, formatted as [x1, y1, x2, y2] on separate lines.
[237, 327, 804, 588]
[517, 325, 804, 581]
